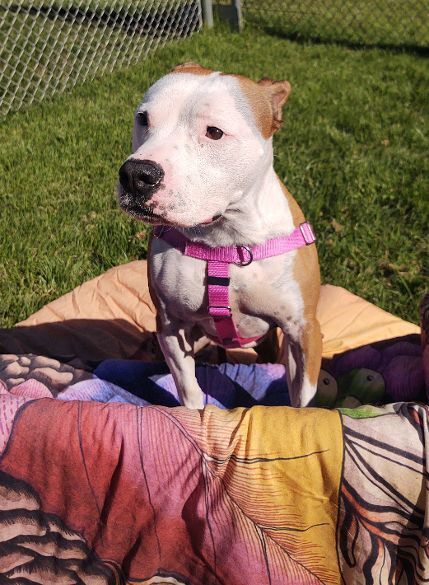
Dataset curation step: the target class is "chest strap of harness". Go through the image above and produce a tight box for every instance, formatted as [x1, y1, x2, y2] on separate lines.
[153, 222, 316, 349]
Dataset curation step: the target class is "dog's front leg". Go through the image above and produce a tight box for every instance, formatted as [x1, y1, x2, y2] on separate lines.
[279, 317, 322, 408]
[156, 317, 205, 409]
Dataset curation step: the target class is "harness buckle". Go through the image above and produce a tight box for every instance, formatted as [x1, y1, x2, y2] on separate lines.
[235, 245, 253, 266]
[299, 222, 316, 245]
[209, 305, 232, 320]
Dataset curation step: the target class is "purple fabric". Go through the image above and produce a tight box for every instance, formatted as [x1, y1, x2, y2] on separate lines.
[88, 361, 289, 408]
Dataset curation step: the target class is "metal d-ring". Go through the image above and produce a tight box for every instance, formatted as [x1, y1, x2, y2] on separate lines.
[236, 245, 253, 266]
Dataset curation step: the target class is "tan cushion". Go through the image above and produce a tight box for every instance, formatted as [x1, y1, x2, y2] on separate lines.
[0, 260, 419, 364]
[317, 284, 419, 358]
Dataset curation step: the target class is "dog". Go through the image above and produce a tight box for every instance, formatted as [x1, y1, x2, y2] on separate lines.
[118, 62, 322, 409]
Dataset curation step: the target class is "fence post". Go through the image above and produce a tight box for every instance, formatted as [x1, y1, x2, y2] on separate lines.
[201, 0, 214, 28]
[213, 0, 243, 31]
[234, 0, 243, 31]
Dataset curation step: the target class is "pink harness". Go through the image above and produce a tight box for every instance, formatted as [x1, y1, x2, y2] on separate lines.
[153, 222, 316, 349]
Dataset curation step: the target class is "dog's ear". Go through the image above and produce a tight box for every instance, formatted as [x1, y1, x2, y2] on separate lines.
[258, 78, 292, 134]
[171, 62, 212, 75]
[171, 61, 201, 72]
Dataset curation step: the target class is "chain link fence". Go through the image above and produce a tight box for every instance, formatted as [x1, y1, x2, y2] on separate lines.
[0, 0, 202, 116]
[2, 0, 428, 117]
[242, 0, 429, 48]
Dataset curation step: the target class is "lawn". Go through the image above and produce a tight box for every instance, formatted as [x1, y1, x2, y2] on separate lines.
[0, 26, 427, 328]
[244, 0, 429, 48]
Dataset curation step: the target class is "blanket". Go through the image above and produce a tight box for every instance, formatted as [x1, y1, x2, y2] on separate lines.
[0, 370, 428, 584]
[0, 260, 427, 584]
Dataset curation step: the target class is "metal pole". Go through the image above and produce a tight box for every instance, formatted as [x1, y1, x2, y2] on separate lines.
[201, 0, 214, 28]
[234, 0, 243, 31]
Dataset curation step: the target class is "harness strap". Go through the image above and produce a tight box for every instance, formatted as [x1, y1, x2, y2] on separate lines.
[207, 261, 237, 346]
[153, 222, 316, 348]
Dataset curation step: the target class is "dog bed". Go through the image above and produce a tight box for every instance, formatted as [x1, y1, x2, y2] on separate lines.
[0, 260, 427, 584]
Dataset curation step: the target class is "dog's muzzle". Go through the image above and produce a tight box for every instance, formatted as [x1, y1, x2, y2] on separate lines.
[119, 159, 164, 200]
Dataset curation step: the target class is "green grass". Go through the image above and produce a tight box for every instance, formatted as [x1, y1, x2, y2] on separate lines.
[0, 26, 428, 328]
[245, 0, 429, 47]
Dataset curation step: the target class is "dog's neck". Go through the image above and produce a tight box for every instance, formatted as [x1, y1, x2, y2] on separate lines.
[179, 166, 295, 247]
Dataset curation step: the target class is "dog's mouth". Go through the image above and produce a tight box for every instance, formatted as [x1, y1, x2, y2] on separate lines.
[127, 208, 165, 224]
[119, 197, 162, 224]
[118, 185, 223, 229]
[117, 185, 160, 223]
[119, 190, 224, 228]
[199, 214, 222, 226]
[124, 208, 223, 228]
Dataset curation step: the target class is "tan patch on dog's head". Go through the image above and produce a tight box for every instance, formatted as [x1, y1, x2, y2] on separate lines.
[171, 61, 213, 76]
[236, 75, 291, 138]
[169, 65, 290, 137]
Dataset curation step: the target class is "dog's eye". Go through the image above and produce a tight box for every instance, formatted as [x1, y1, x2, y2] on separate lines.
[206, 126, 224, 140]
[136, 111, 149, 127]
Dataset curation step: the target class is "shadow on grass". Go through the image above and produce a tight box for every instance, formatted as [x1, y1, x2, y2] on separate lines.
[1, 1, 200, 38]
[256, 25, 429, 57]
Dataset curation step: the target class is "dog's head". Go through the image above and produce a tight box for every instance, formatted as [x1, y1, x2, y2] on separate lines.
[118, 63, 291, 228]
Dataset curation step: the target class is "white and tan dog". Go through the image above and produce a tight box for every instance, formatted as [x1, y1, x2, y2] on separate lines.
[118, 63, 321, 409]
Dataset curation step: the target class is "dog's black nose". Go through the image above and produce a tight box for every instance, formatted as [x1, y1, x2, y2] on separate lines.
[119, 159, 164, 197]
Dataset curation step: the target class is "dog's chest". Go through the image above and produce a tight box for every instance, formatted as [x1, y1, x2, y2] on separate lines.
[150, 238, 304, 341]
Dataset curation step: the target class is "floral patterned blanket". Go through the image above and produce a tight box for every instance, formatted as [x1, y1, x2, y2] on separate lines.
[0, 351, 428, 584]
